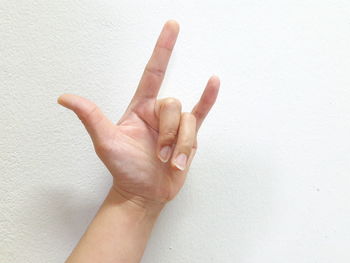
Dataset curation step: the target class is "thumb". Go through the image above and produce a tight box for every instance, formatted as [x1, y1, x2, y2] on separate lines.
[57, 94, 114, 144]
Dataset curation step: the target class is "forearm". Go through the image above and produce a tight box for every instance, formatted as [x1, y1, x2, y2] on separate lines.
[66, 187, 163, 263]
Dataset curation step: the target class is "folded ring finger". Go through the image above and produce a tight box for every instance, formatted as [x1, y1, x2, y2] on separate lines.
[171, 113, 197, 171]
[156, 98, 182, 162]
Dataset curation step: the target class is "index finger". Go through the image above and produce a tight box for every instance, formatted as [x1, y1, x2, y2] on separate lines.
[130, 20, 180, 107]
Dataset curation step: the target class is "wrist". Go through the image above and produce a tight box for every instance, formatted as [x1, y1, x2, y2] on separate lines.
[66, 185, 164, 263]
[107, 186, 165, 220]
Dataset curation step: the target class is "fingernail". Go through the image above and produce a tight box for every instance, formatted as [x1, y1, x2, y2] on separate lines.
[174, 153, 187, 171]
[159, 146, 171, 162]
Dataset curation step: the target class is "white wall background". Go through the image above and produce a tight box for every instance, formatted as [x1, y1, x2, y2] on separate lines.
[1, 0, 350, 262]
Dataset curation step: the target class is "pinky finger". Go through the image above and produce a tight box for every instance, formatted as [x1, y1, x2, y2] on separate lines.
[191, 75, 220, 132]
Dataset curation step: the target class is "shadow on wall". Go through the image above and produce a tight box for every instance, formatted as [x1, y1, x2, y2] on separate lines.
[18, 133, 277, 262]
[20, 173, 111, 259]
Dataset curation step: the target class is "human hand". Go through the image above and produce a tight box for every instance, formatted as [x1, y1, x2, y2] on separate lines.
[58, 20, 220, 209]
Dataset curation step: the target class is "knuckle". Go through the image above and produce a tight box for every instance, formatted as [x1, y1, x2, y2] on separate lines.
[182, 112, 196, 121]
[160, 129, 178, 142]
[192, 108, 204, 119]
[145, 65, 165, 77]
[183, 135, 194, 146]
[80, 105, 98, 122]
[94, 141, 112, 155]
[163, 97, 181, 109]
[177, 142, 193, 155]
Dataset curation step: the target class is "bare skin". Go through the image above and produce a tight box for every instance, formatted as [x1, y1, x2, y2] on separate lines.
[58, 20, 220, 263]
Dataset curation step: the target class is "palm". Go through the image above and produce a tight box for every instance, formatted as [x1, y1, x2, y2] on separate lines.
[106, 107, 185, 202]
[58, 21, 220, 205]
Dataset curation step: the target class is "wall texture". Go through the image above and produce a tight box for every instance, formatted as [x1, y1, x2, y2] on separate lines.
[1, 1, 350, 262]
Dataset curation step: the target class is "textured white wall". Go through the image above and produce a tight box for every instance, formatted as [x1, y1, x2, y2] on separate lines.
[1, 1, 350, 262]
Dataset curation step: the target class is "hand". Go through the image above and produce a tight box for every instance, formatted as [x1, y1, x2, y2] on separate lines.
[58, 20, 220, 209]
